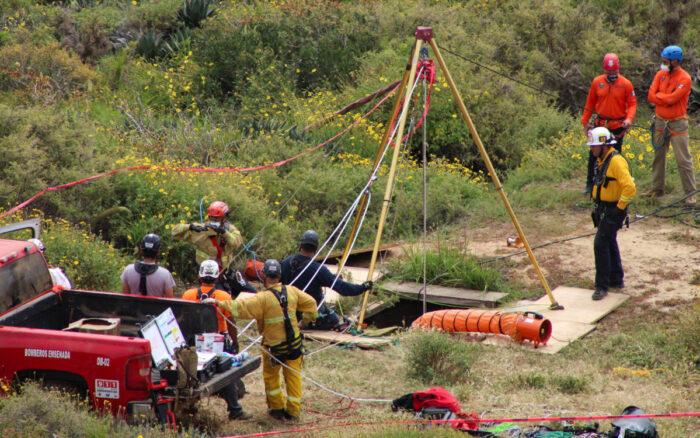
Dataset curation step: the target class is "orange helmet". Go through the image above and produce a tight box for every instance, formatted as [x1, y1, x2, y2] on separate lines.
[207, 201, 229, 219]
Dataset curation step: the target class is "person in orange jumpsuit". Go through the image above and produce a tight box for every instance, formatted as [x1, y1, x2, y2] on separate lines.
[646, 45, 696, 204]
[581, 53, 637, 195]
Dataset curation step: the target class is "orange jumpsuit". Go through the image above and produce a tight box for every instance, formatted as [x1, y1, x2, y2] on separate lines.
[581, 74, 637, 130]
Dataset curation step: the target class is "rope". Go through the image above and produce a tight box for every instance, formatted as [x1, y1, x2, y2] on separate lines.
[441, 45, 648, 130]
[0, 85, 394, 222]
[287, 67, 426, 291]
[479, 188, 700, 265]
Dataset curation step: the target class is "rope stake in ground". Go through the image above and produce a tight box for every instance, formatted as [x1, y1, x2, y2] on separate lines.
[0, 88, 394, 222]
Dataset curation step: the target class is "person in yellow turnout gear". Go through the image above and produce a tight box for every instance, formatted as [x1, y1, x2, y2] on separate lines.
[588, 127, 636, 301]
[214, 259, 317, 421]
[172, 200, 255, 296]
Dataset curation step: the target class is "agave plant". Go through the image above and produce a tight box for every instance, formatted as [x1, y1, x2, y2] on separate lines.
[162, 28, 192, 57]
[178, 0, 216, 29]
[135, 31, 164, 61]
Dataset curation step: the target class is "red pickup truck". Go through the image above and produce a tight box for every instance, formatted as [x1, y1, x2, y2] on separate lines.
[0, 220, 260, 423]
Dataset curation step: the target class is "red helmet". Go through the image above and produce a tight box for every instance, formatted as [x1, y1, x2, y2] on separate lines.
[207, 201, 229, 218]
[602, 53, 619, 72]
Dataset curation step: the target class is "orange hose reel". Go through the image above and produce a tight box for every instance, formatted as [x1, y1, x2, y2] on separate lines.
[411, 309, 552, 347]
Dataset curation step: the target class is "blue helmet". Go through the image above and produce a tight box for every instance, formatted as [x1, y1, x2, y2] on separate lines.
[661, 45, 683, 62]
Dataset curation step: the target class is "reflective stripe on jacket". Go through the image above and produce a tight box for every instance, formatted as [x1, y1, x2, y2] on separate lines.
[218, 282, 318, 348]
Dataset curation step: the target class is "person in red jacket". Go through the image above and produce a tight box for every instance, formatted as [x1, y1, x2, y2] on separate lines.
[646, 45, 696, 205]
[581, 53, 637, 195]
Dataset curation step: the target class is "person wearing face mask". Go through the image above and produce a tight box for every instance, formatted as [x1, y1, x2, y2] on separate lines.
[581, 53, 637, 195]
[646, 45, 696, 205]
[587, 127, 636, 301]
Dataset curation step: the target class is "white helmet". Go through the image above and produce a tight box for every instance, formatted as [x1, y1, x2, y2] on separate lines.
[199, 260, 220, 278]
[587, 127, 617, 146]
[28, 238, 45, 252]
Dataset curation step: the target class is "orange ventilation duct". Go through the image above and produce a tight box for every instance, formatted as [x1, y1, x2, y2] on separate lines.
[411, 309, 552, 347]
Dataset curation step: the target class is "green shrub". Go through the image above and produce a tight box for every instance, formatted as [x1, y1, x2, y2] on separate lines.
[41, 218, 129, 291]
[404, 330, 476, 386]
[0, 42, 96, 98]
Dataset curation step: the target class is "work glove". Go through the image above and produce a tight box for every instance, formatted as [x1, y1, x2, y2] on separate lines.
[211, 225, 227, 235]
[362, 281, 374, 292]
[189, 223, 207, 233]
[201, 298, 217, 305]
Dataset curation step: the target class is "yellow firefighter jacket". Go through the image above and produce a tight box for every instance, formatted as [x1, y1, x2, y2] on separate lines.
[217, 283, 317, 348]
[171, 222, 242, 269]
[591, 148, 637, 209]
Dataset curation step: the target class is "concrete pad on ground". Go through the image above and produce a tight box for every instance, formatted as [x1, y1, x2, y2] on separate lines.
[381, 281, 507, 308]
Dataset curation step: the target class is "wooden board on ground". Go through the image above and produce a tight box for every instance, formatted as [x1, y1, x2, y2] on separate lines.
[315, 243, 400, 263]
[482, 286, 628, 354]
[381, 281, 507, 308]
[482, 320, 596, 354]
[322, 265, 383, 304]
[302, 329, 392, 350]
[520, 286, 629, 324]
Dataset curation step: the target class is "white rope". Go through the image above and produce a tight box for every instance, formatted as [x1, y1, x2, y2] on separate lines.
[222, 71, 426, 402]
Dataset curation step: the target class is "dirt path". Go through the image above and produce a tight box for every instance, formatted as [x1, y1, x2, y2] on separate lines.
[466, 215, 700, 307]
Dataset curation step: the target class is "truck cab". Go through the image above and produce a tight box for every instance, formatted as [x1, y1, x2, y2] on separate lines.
[0, 220, 260, 424]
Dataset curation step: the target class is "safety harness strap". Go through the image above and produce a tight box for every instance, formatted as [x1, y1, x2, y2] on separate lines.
[595, 150, 618, 205]
[267, 285, 303, 361]
[134, 261, 158, 296]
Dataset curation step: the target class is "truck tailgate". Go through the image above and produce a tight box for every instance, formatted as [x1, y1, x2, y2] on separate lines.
[197, 355, 261, 396]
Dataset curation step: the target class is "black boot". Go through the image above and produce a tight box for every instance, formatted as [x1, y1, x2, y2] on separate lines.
[592, 288, 608, 301]
[268, 409, 286, 420]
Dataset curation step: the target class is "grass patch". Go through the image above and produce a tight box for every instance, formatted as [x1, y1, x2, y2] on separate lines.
[550, 375, 588, 395]
[403, 330, 477, 386]
[509, 372, 588, 394]
[512, 372, 547, 389]
[387, 244, 503, 291]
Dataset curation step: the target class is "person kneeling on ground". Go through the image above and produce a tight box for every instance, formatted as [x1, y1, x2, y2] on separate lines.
[121, 233, 174, 298]
[281, 230, 372, 330]
[588, 127, 636, 301]
[184, 260, 249, 420]
[210, 259, 317, 421]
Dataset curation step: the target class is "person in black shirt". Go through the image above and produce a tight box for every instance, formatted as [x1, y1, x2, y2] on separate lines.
[281, 230, 372, 330]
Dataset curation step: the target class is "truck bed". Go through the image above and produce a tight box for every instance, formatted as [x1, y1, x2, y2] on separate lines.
[0, 289, 219, 344]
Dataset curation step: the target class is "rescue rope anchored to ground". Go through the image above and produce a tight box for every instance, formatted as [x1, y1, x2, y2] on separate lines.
[222, 411, 700, 438]
[0, 88, 395, 222]
[480, 188, 700, 265]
